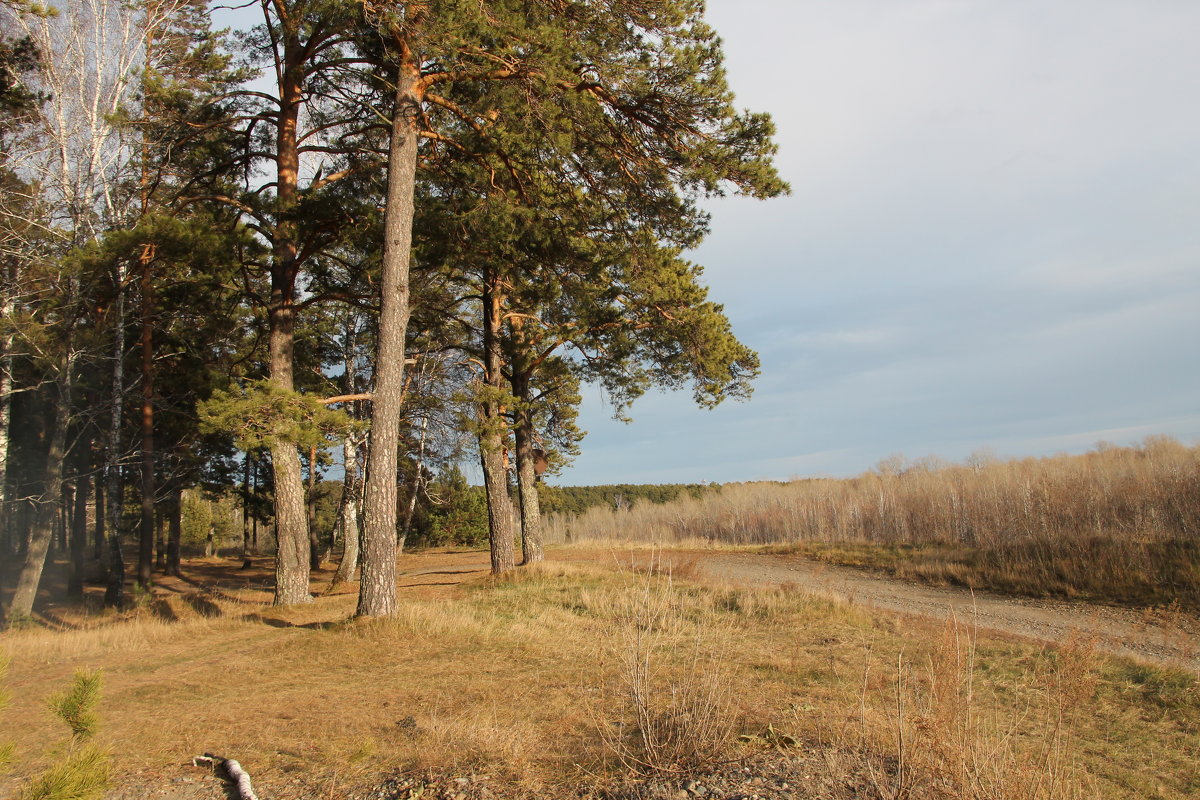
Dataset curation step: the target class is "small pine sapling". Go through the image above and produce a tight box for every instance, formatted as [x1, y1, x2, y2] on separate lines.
[47, 670, 102, 740]
[17, 669, 111, 800]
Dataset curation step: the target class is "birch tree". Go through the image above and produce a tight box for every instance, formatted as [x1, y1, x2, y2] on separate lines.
[0, 0, 158, 621]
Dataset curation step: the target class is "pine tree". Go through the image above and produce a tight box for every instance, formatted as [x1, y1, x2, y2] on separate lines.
[216, 0, 382, 606]
[351, 0, 786, 607]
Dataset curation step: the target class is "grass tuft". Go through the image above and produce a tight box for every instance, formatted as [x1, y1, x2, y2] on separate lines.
[592, 564, 737, 774]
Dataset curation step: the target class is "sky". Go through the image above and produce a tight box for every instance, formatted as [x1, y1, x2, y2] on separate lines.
[212, 0, 1200, 485]
[558, 0, 1200, 485]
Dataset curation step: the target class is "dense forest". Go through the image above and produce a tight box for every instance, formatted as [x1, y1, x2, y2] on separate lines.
[0, 0, 786, 624]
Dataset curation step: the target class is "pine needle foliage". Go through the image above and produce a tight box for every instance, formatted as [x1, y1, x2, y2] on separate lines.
[47, 670, 102, 741]
[17, 744, 110, 800]
[5, 669, 112, 800]
[198, 379, 365, 451]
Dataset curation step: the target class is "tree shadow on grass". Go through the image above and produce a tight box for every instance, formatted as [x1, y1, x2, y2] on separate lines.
[181, 592, 223, 618]
[242, 613, 337, 630]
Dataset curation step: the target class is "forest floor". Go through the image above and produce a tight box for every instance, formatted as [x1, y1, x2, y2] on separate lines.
[2, 546, 1199, 800]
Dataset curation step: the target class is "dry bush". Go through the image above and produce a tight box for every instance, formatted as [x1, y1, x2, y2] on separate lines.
[590, 561, 738, 774]
[547, 437, 1200, 607]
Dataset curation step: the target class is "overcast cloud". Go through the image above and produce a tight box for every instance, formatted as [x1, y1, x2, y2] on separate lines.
[562, 0, 1200, 484]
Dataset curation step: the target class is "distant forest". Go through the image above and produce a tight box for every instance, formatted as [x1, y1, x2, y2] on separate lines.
[199, 477, 720, 555]
[539, 483, 717, 516]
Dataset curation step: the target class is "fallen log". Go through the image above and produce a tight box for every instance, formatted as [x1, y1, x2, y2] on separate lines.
[193, 753, 260, 800]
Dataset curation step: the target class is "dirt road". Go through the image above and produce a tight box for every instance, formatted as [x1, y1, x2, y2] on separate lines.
[554, 548, 1200, 671]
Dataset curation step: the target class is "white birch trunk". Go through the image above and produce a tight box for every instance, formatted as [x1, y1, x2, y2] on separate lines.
[332, 433, 363, 583]
[0, 262, 14, 548]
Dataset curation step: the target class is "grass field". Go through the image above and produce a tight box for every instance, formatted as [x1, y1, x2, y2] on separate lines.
[545, 438, 1200, 610]
[2, 550, 1198, 799]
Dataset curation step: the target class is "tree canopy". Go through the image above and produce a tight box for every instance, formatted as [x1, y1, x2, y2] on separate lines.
[0, 0, 786, 625]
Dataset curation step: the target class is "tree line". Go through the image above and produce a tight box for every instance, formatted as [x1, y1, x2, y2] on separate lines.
[0, 0, 786, 624]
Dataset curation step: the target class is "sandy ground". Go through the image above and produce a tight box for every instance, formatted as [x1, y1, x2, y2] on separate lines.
[558, 547, 1200, 671]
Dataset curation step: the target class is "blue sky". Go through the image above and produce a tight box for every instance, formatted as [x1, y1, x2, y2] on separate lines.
[561, 0, 1200, 484]
[213, 1, 1200, 485]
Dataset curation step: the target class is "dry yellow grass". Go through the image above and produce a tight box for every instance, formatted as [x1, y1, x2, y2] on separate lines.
[545, 437, 1200, 608]
[1, 551, 1197, 799]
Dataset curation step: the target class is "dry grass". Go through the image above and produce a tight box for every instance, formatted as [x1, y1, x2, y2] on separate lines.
[545, 437, 1200, 608]
[1, 552, 1197, 799]
[845, 622, 1103, 800]
[588, 557, 738, 774]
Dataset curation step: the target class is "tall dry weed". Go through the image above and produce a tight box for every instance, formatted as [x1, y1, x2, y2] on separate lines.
[591, 561, 738, 774]
[848, 616, 1100, 800]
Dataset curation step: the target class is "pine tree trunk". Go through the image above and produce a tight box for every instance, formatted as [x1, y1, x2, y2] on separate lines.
[357, 64, 420, 618]
[267, 219, 310, 603]
[268, 45, 312, 605]
[7, 356, 74, 623]
[57, 486, 68, 555]
[104, 268, 126, 608]
[242, 454, 253, 565]
[93, 468, 104, 561]
[137, 213, 157, 591]
[15, 497, 30, 556]
[480, 439, 515, 575]
[272, 436, 310, 604]
[332, 317, 363, 583]
[398, 417, 427, 555]
[307, 444, 321, 570]
[479, 273, 515, 575]
[156, 511, 166, 570]
[69, 454, 89, 598]
[512, 371, 544, 565]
